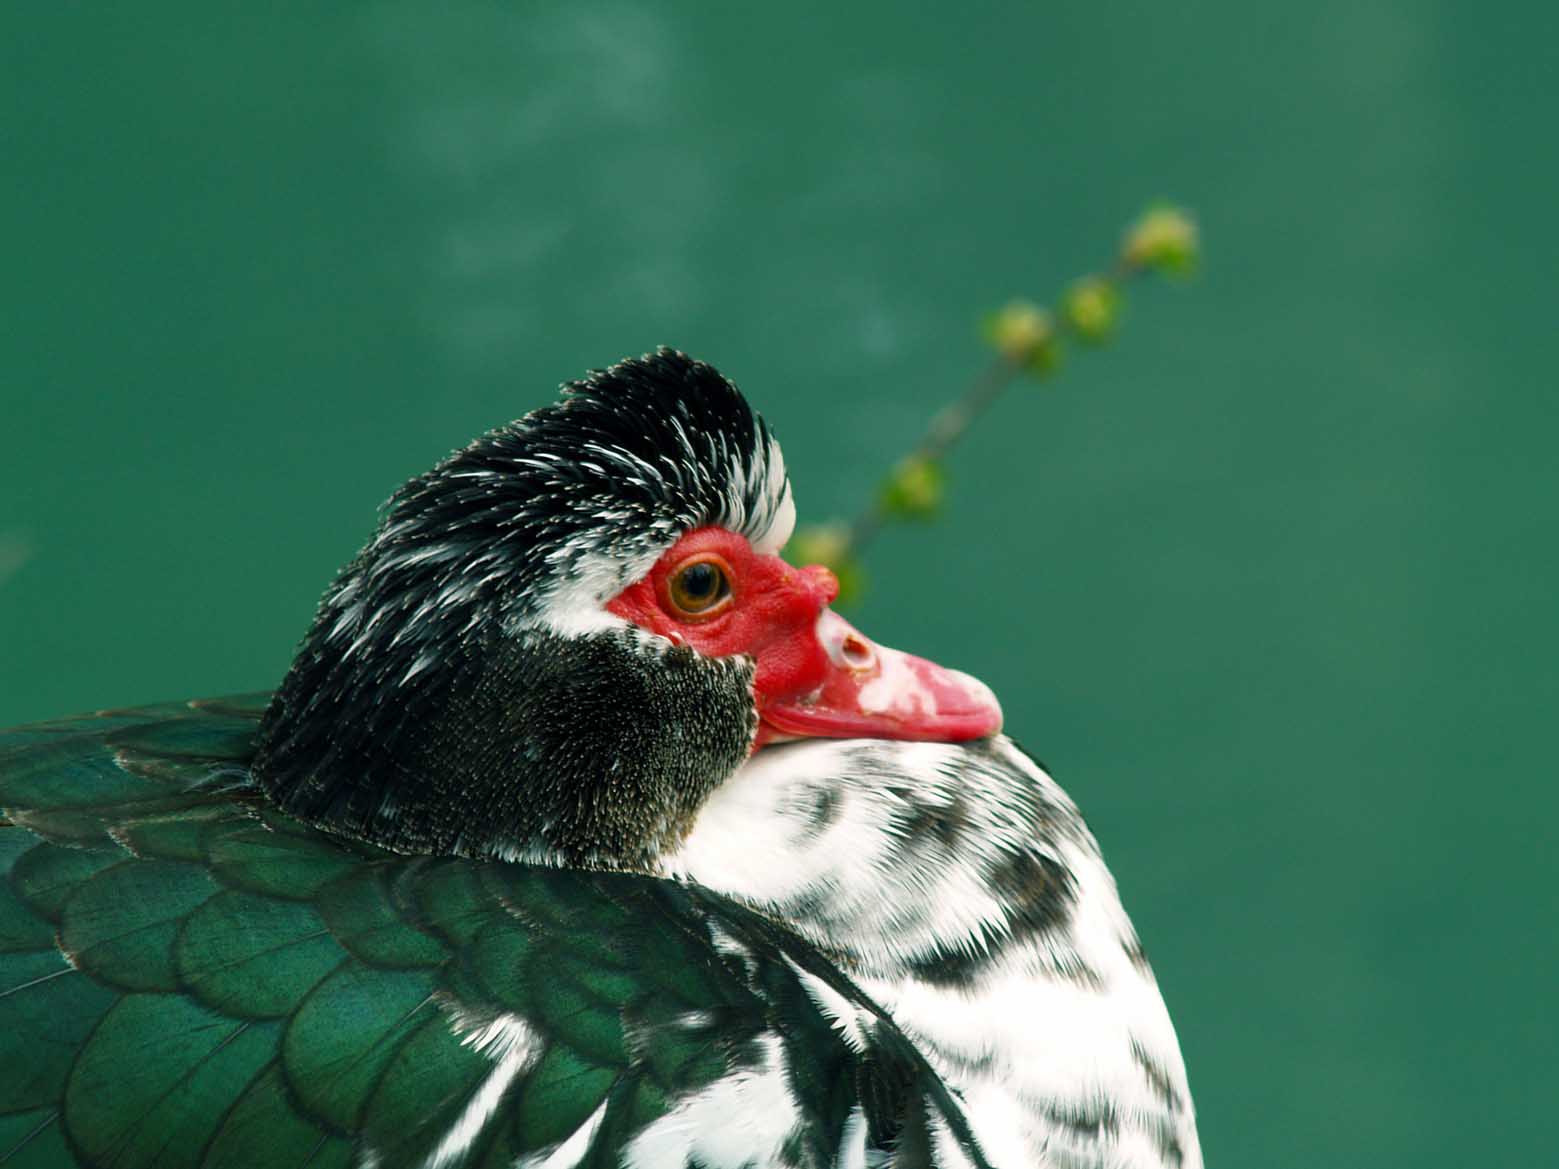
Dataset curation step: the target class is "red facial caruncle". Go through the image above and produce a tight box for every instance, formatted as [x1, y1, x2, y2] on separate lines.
[606, 526, 1003, 749]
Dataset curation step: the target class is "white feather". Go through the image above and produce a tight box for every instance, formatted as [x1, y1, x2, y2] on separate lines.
[623, 1034, 799, 1169]
[425, 1015, 539, 1169]
[514, 1100, 609, 1169]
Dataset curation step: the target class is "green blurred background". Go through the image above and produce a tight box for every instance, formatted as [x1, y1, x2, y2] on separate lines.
[4, 3, 1555, 1164]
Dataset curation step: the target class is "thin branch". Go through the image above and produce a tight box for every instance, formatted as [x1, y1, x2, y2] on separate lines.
[846, 353, 1022, 554]
[796, 204, 1199, 592]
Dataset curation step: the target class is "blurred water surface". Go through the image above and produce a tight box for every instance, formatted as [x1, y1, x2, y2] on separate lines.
[3, 4, 1556, 1165]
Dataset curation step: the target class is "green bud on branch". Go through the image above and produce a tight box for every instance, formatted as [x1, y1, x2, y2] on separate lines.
[1061, 276, 1122, 344]
[879, 455, 946, 521]
[982, 300, 1062, 374]
[1121, 204, 1199, 276]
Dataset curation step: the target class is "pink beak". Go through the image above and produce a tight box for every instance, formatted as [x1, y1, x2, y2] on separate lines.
[758, 609, 1003, 745]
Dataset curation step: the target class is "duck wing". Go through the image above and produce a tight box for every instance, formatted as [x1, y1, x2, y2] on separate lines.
[0, 698, 988, 1169]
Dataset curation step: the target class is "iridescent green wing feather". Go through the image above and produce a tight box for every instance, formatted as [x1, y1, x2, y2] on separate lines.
[0, 699, 986, 1169]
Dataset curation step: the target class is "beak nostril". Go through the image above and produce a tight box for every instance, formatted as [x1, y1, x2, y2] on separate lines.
[840, 634, 874, 670]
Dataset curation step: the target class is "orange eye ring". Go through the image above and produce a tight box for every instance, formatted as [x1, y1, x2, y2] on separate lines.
[665, 554, 734, 620]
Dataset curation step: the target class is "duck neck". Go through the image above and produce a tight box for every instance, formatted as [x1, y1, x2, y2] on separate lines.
[254, 623, 757, 866]
[663, 736, 1110, 983]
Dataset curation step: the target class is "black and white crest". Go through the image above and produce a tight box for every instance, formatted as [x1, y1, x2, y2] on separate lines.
[351, 346, 793, 637]
[253, 350, 794, 864]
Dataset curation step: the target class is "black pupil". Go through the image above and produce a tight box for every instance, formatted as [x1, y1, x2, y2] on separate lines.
[680, 563, 718, 601]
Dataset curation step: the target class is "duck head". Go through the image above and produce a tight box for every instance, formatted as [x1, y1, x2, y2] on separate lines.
[253, 350, 1001, 867]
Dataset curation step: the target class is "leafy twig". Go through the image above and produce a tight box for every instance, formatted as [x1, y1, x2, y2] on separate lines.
[790, 204, 1199, 603]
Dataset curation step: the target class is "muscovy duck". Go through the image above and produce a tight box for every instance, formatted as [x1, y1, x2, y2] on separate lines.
[0, 350, 1200, 1169]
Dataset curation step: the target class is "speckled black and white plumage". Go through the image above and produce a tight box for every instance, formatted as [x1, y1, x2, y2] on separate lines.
[666, 737, 1201, 1168]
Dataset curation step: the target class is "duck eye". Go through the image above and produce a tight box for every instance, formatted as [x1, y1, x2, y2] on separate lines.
[667, 558, 732, 617]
